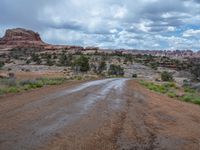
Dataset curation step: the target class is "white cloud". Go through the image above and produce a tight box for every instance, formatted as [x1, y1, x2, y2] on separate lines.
[183, 29, 200, 37]
[167, 26, 176, 32]
[1, 0, 200, 50]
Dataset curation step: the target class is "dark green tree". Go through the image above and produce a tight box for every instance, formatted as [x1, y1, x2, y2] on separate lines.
[97, 61, 107, 74]
[108, 64, 124, 76]
[190, 65, 200, 81]
[161, 71, 173, 82]
[0, 61, 5, 69]
[58, 53, 72, 66]
[46, 55, 54, 66]
[73, 55, 90, 72]
[31, 53, 41, 65]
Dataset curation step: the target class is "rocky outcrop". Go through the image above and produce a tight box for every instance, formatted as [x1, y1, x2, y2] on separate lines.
[0, 28, 47, 50]
[0, 28, 85, 53]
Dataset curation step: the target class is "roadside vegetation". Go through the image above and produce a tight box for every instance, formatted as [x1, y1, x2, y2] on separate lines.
[0, 77, 67, 96]
[108, 64, 124, 77]
[5, 48, 200, 79]
[0, 61, 5, 69]
[139, 80, 200, 105]
[161, 71, 173, 82]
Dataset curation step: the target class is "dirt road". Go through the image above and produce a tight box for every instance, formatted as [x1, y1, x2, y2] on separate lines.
[0, 78, 200, 150]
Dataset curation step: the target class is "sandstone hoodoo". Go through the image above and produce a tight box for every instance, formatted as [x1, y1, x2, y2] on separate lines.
[0, 28, 47, 50]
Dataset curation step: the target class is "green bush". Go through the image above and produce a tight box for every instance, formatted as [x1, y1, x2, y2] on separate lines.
[2, 78, 17, 87]
[76, 76, 82, 80]
[6, 87, 21, 93]
[31, 53, 41, 65]
[108, 64, 124, 76]
[27, 81, 43, 88]
[0, 89, 6, 95]
[190, 64, 200, 81]
[58, 53, 72, 66]
[139, 81, 169, 94]
[73, 55, 90, 72]
[97, 61, 107, 74]
[140, 80, 200, 105]
[0, 78, 66, 95]
[0, 61, 5, 69]
[149, 62, 158, 70]
[180, 93, 200, 105]
[161, 71, 173, 82]
[46, 56, 54, 66]
[184, 87, 196, 93]
[132, 74, 138, 78]
[39, 78, 65, 85]
[19, 79, 36, 86]
[26, 59, 31, 64]
[167, 91, 177, 98]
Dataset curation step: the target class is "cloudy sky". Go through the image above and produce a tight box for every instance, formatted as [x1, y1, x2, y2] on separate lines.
[0, 0, 200, 50]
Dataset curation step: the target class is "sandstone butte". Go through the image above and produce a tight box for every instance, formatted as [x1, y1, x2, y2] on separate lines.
[0, 28, 84, 52]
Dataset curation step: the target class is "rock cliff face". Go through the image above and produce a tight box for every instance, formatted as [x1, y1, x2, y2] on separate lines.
[0, 28, 85, 53]
[0, 28, 47, 50]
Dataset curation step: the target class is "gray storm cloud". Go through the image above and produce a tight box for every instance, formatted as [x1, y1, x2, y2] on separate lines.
[0, 0, 200, 50]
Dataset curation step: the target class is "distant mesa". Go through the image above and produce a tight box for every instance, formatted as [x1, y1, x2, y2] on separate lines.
[0, 28, 83, 52]
[0, 28, 199, 58]
[0, 28, 47, 50]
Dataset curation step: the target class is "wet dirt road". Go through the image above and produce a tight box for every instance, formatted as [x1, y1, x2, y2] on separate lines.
[0, 78, 200, 150]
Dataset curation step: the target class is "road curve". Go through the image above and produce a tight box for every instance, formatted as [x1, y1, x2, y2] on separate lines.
[0, 78, 200, 150]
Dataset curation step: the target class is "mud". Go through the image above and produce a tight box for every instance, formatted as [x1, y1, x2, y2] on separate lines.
[0, 78, 200, 150]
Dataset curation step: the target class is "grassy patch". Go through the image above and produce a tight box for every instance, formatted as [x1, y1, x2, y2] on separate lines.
[180, 86, 200, 105]
[139, 80, 177, 94]
[139, 80, 200, 105]
[38, 78, 65, 85]
[6, 87, 21, 93]
[167, 91, 177, 98]
[0, 77, 67, 96]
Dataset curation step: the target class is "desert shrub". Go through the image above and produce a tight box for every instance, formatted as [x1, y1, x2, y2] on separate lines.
[140, 80, 200, 105]
[184, 87, 196, 93]
[139, 80, 173, 94]
[190, 64, 200, 81]
[73, 55, 90, 72]
[97, 61, 107, 74]
[161, 71, 173, 82]
[108, 64, 124, 76]
[167, 91, 177, 98]
[149, 62, 159, 70]
[0, 77, 67, 95]
[19, 79, 36, 86]
[0, 61, 5, 69]
[39, 78, 65, 85]
[76, 76, 82, 80]
[19, 79, 43, 88]
[28, 81, 43, 88]
[179, 93, 200, 105]
[3, 78, 17, 87]
[6, 87, 20, 93]
[163, 82, 178, 89]
[26, 59, 31, 64]
[58, 53, 72, 66]
[0, 89, 5, 95]
[31, 53, 41, 65]
[46, 57, 54, 66]
[124, 54, 133, 63]
[132, 74, 138, 78]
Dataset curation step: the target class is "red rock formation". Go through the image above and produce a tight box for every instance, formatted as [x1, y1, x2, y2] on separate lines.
[0, 28, 47, 50]
[0, 28, 85, 53]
